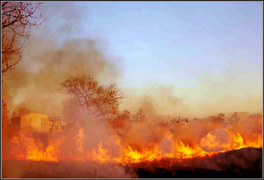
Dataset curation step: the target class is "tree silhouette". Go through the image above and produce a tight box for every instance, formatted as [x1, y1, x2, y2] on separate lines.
[229, 112, 239, 124]
[134, 109, 146, 122]
[217, 113, 225, 123]
[2, 2, 43, 74]
[60, 74, 123, 123]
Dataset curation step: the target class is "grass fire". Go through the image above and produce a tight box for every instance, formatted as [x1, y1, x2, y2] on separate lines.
[1, 1, 263, 179]
[2, 102, 262, 178]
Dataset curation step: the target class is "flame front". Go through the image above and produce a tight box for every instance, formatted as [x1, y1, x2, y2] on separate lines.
[3, 122, 262, 165]
[9, 131, 61, 162]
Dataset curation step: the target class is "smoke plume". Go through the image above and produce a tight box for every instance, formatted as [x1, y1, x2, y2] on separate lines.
[2, 2, 123, 117]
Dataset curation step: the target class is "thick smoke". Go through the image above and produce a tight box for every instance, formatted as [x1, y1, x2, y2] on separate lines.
[2, 2, 123, 117]
[2, 2, 262, 122]
[2, 3, 128, 177]
[121, 85, 185, 119]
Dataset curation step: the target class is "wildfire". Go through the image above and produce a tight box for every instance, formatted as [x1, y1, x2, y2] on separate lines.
[160, 132, 217, 159]
[9, 131, 61, 162]
[74, 124, 84, 153]
[200, 128, 262, 153]
[4, 124, 262, 165]
[92, 142, 110, 162]
[237, 133, 262, 149]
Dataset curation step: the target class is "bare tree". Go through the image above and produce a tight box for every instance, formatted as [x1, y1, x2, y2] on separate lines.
[1, 2, 43, 74]
[133, 109, 146, 123]
[119, 109, 130, 121]
[60, 74, 123, 123]
[217, 113, 225, 123]
[227, 112, 240, 124]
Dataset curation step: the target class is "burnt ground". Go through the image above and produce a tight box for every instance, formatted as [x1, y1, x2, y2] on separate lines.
[132, 147, 262, 178]
[2, 147, 262, 178]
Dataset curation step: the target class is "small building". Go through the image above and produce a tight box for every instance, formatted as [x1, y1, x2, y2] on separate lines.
[11, 112, 51, 132]
[49, 116, 67, 132]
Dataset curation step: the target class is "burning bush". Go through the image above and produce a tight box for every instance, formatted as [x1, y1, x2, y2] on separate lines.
[200, 128, 243, 152]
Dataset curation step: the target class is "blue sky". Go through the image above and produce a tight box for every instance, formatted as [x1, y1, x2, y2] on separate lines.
[21, 1, 262, 116]
[71, 2, 262, 89]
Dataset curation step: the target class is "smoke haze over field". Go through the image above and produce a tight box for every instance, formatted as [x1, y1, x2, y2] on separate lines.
[2, 2, 262, 119]
[2, 2, 123, 116]
[121, 83, 262, 118]
[2, 3, 262, 179]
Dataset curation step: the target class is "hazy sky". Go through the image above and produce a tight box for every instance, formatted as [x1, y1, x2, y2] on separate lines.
[5, 1, 262, 117]
[62, 2, 262, 104]
[63, 2, 262, 87]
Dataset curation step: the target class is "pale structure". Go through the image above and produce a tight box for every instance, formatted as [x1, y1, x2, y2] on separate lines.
[49, 117, 67, 132]
[11, 112, 51, 132]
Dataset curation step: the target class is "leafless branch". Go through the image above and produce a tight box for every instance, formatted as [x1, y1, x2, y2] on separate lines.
[61, 74, 123, 122]
[1, 1, 44, 74]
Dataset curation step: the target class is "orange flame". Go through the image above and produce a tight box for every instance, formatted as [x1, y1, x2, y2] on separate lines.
[9, 131, 61, 162]
[4, 126, 262, 165]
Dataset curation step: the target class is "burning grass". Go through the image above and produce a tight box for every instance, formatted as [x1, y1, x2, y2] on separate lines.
[2, 147, 262, 178]
[3, 120, 262, 163]
[2, 114, 262, 178]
